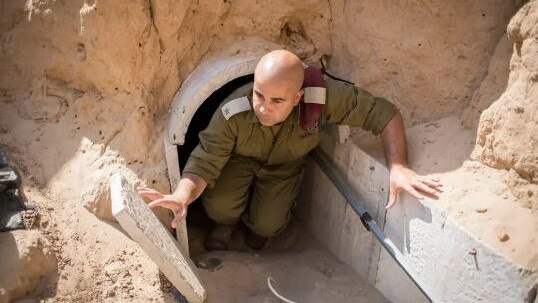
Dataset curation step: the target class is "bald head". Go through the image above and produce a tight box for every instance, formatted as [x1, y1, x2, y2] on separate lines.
[254, 50, 304, 93]
[251, 50, 305, 126]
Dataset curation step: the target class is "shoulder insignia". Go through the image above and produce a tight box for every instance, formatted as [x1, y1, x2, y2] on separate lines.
[222, 96, 251, 120]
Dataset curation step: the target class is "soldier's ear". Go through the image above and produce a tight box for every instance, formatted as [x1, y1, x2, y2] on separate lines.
[294, 89, 304, 105]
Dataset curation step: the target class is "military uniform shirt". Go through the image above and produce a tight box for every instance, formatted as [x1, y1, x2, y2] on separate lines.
[184, 77, 396, 187]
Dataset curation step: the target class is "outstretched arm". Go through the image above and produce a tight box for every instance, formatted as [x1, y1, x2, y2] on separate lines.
[138, 98, 238, 227]
[380, 110, 442, 209]
[137, 173, 207, 228]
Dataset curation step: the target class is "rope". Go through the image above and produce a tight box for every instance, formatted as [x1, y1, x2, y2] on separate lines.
[267, 277, 300, 303]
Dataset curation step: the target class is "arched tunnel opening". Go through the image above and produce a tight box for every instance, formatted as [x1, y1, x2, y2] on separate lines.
[176, 74, 254, 172]
[176, 74, 255, 243]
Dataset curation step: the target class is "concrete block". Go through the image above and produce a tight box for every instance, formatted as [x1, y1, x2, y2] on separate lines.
[338, 135, 389, 284]
[378, 195, 538, 303]
[297, 119, 537, 303]
[111, 173, 206, 303]
[374, 195, 432, 303]
[375, 117, 538, 303]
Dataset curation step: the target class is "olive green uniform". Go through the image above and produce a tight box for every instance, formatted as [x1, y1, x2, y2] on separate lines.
[184, 77, 396, 237]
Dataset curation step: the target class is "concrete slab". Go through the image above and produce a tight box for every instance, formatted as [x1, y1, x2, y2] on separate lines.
[339, 133, 389, 284]
[338, 204, 380, 285]
[111, 173, 206, 303]
[373, 116, 538, 303]
[378, 193, 538, 303]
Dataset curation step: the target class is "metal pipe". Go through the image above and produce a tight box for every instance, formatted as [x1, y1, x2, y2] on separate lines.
[310, 148, 434, 302]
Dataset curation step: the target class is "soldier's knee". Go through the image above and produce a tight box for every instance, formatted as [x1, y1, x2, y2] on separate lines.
[246, 213, 290, 238]
[203, 199, 243, 225]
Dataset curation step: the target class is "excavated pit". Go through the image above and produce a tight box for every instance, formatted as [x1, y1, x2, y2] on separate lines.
[171, 69, 389, 302]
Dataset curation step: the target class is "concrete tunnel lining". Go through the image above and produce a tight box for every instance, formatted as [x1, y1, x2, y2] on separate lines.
[165, 56, 260, 191]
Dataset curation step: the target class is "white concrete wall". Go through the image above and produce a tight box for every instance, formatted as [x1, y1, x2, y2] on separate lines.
[298, 128, 537, 303]
[299, 127, 389, 286]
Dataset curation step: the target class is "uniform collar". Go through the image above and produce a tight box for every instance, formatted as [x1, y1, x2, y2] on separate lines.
[246, 91, 301, 125]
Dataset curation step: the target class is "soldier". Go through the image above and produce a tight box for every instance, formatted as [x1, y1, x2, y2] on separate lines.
[137, 50, 442, 251]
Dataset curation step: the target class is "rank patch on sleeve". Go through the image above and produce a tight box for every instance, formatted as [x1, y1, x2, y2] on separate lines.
[222, 96, 251, 120]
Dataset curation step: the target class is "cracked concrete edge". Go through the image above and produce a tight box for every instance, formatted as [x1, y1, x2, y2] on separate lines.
[111, 172, 206, 303]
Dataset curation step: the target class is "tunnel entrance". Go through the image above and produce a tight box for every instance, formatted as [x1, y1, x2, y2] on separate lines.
[176, 74, 254, 171]
[164, 54, 391, 302]
[176, 74, 254, 237]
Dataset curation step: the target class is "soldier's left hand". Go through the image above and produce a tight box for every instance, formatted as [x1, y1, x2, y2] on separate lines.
[136, 186, 188, 228]
[386, 165, 442, 209]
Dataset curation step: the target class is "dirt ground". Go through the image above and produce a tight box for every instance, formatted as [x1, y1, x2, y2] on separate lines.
[188, 206, 389, 303]
[0, 167, 389, 303]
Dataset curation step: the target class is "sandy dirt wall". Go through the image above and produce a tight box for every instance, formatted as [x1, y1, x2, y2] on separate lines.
[0, 0, 525, 195]
[328, 0, 522, 123]
[472, 1, 538, 207]
[0, 0, 331, 191]
[0, 1, 331, 301]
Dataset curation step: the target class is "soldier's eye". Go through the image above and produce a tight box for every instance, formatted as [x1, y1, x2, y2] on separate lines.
[254, 91, 264, 100]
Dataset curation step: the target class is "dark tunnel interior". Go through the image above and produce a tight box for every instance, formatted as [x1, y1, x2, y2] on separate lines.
[176, 74, 254, 171]
[176, 74, 254, 227]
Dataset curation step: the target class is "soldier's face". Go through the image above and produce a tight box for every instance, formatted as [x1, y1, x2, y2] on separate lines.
[252, 79, 303, 126]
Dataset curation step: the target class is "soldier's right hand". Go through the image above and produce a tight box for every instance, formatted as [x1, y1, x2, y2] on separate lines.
[136, 186, 187, 228]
